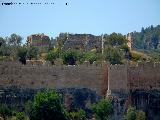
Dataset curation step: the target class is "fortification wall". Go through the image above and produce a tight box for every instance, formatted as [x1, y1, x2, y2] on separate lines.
[1, 61, 160, 95]
[0, 61, 160, 119]
[0, 61, 108, 96]
[128, 62, 160, 91]
[108, 61, 160, 93]
[108, 64, 128, 93]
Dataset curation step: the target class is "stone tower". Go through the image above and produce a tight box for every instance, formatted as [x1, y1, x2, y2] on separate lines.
[126, 33, 132, 50]
[27, 34, 51, 47]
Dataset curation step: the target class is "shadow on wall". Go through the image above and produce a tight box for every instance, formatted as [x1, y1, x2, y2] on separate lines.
[0, 86, 101, 114]
[131, 90, 160, 120]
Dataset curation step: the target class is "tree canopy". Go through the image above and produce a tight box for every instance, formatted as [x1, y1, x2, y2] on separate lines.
[8, 33, 22, 46]
[26, 90, 67, 120]
[92, 98, 113, 120]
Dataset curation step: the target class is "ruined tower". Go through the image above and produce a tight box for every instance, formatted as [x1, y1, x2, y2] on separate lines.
[126, 33, 132, 50]
[27, 33, 51, 47]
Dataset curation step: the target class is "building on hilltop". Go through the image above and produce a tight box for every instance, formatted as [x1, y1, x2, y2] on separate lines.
[27, 33, 51, 47]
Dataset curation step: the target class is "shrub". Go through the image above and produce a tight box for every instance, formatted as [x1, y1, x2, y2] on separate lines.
[67, 109, 86, 120]
[136, 111, 146, 120]
[92, 99, 113, 120]
[0, 104, 12, 120]
[26, 90, 67, 120]
[126, 106, 137, 120]
[16, 112, 25, 120]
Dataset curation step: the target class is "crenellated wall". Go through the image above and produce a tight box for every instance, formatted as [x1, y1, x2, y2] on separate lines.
[108, 61, 160, 120]
[108, 64, 128, 94]
[0, 61, 160, 95]
[128, 61, 160, 91]
[0, 61, 108, 96]
[107, 61, 160, 93]
[0, 61, 160, 119]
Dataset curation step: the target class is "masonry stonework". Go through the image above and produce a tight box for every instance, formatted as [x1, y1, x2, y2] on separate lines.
[0, 61, 108, 96]
[0, 61, 160, 119]
[0, 61, 160, 96]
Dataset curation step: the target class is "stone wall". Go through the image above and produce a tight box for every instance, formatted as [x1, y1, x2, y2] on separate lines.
[0, 61, 108, 96]
[128, 62, 160, 91]
[0, 61, 160, 119]
[1, 61, 160, 96]
[108, 62, 160, 120]
[57, 33, 102, 51]
[27, 34, 51, 47]
[108, 61, 160, 93]
[108, 64, 128, 94]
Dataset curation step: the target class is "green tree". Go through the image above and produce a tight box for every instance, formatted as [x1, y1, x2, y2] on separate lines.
[126, 106, 137, 120]
[67, 109, 86, 120]
[92, 99, 113, 120]
[121, 45, 131, 60]
[45, 50, 58, 65]
[17, 47, 28, 64]
[104, 47, 123, 65]
[56, 33, 68, 51]
[16, 112, 26, 120]
[26, 91, 67, 120]
[0, 45, 18, 59]
[8, 33, 22, 46]
[0, 37, 5, 47]
[61, 49, 84, 65]
[106, 33, 127, 46]
[0, 37, 14, 57]
[0, 104, 12, 120]
[27, 47, 39, 60]
[136, 111, 146, 120]
[85, 51, 98, 64]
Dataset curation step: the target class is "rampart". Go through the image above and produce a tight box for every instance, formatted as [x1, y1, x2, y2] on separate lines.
[108, 62, 160, 119]
[128, 61, 160, 91]
[0, 61, 108, 96]
[0, 61, 160, 119]
[0, 61, 160, 96]
[108, 61, 160, 93]
[109, 64, 128, 94]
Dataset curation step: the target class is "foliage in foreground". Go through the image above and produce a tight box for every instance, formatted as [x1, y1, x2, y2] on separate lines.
[126, 106, 146, 120]
[25, 90, 67, 120]
[92, 98, 113, 120]
[0, 104, 12, 120]
[67, 109, 86, 120]
[15, 112, 26, 120]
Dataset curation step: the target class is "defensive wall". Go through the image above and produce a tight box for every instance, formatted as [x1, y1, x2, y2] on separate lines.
[128, 61, 160, 91]
[0, 61, 108, 96]
[0, 61, 160, 96]
[0, 61, 160, 119]
[108, 61, 160, 119]
[108, 61, 160, 93]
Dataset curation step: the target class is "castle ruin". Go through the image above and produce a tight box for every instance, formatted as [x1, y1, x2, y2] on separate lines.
[27, 33, 51, 47]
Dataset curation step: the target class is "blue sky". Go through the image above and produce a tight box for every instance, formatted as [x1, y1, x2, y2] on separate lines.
[0, 0, 160, 43]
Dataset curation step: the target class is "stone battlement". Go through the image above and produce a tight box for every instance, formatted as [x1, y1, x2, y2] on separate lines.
[0, 61, 160, 96]
[0, 61, 108, 96]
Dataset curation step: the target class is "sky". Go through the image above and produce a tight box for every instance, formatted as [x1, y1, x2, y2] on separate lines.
[0, 0, 160, 43]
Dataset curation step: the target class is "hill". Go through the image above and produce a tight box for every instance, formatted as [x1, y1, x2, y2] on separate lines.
[131, 25, 160, 61]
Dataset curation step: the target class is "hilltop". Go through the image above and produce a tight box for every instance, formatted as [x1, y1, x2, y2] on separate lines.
[1, 25, 160, 64]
